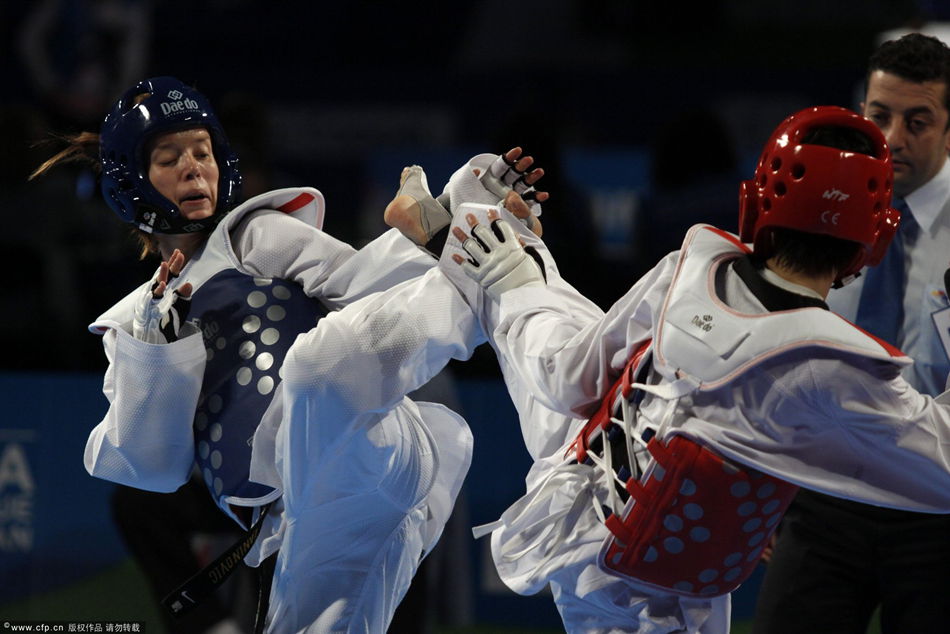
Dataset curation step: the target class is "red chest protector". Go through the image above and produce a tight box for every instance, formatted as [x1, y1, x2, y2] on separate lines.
[569, 344, 798, 598]
[603, 434, 797, 598]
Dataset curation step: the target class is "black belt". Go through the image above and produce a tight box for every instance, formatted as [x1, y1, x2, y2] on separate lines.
[162, 502, 274, 632]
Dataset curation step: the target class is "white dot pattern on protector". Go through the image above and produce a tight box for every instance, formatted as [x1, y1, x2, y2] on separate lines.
[188, 270, 329, 507]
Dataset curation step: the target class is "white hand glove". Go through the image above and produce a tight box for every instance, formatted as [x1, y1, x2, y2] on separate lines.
[133, 282, 193, 344]
[478, 152, 542, 213]
[459, 218, 545, 302]
[441, 151, 544, 226]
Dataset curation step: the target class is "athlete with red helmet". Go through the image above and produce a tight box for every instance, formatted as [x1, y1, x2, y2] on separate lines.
[287, 103, 950, 631]
[432, 105, 950, 632]
[737, 106, 899, 284]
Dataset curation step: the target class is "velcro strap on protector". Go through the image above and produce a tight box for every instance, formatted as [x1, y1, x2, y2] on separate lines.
[600, 436, 798, 597]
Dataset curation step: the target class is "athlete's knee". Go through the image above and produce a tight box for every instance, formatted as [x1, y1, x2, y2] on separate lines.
[281, 318, 354, 385]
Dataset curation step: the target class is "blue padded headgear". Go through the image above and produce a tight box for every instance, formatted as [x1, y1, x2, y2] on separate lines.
[99, 77, 241, 234]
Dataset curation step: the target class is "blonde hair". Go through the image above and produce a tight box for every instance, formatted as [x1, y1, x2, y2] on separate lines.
[31, 129, 159, 259]
[29, 131, 101, 181]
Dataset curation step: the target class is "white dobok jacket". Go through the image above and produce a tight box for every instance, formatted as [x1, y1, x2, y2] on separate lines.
[436, 215, 950, 633]
[83, 188, 471, 574]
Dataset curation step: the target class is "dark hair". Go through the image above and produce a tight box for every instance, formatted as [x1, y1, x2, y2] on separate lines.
[763, 125, 872, 277]
[867, 33, 950, 114]
[766, 228, 863, 279]
[801, 125, 876, 156]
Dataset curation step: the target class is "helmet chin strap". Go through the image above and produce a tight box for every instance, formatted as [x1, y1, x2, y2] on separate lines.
[137, 202, 227, 235]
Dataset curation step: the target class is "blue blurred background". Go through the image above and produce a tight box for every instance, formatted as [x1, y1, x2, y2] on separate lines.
[2, 1, 946, 631]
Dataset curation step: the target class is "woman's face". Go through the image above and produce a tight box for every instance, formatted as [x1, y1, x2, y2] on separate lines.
[147, 128, 219, 220]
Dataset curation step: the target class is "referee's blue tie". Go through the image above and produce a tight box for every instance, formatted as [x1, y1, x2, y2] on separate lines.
[854, 198, 914, 343]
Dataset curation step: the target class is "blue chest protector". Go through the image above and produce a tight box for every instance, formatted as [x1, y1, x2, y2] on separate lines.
[189, 269, 328, 511]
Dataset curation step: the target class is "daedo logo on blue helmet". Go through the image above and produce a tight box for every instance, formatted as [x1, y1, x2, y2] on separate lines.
[159, 91, 201, 116]
[99, 77, 242, 234]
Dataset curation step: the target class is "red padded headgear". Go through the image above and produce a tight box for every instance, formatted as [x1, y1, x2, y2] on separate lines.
[738, 106, 900, 282]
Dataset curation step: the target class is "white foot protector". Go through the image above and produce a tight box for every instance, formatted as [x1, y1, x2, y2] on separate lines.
[387, 165, 452, 246]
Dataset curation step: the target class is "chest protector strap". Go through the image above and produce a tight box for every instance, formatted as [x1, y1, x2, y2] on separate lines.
[572, 349, 799, 598]
[567, 339, 652, 465]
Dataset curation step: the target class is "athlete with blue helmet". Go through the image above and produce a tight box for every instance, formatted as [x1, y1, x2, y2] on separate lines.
[32, 75, 544, 633]
[98, 76, 242, 235]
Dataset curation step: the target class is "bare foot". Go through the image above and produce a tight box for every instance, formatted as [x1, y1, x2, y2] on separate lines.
[384, 165, 451, 245]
